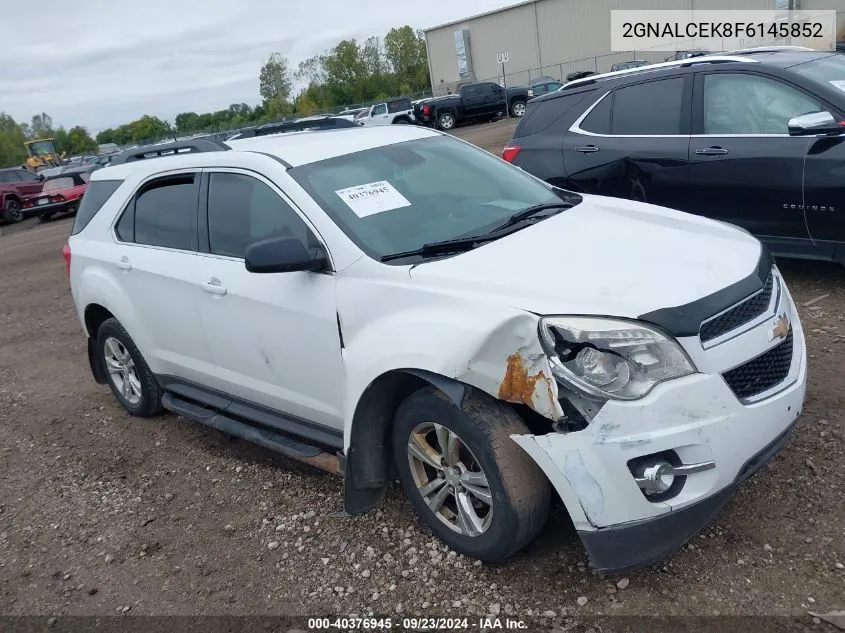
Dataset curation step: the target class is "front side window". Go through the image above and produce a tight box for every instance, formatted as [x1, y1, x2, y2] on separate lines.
[124, 174, 198, 250]
[611, 77, 685, 135]
[207, 172, 310, 259]
[16, 170, 39, 182]
[372, 104, 387, 116]
[703, 73, 821, 135]
[290, 135, 576, 261]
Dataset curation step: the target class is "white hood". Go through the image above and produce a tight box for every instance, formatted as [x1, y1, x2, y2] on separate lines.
[407, 195, 763, 318]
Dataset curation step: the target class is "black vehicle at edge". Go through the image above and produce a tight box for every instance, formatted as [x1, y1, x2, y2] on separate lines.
[414, 81, 530, 130]
[504, 49, 845, 265]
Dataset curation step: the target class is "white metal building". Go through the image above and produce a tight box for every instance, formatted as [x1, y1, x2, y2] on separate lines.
[424, 0, 845, 95]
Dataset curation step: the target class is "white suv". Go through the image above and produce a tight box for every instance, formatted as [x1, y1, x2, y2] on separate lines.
[65, 126, 806, 571]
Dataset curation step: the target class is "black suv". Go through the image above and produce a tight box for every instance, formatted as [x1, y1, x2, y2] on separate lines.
[505, 49, 845, 264]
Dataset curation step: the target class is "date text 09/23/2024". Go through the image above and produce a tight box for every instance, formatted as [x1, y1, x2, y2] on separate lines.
[307, 617, 529, 630]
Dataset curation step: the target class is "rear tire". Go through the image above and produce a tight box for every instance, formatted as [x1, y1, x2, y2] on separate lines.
[392, 387, 550, 562]
[3, 199, 23, 224]
[393, 117, 410, 125]
[38, 213, 52, 224]
[437, 112, 456, 130]
[96, 318, 162, 417]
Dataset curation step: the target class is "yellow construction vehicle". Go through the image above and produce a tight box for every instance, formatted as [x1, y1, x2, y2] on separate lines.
[24, 138, 62, 171]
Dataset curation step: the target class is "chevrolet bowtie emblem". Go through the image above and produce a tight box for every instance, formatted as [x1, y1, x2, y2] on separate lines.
[770, 314, 790, 342]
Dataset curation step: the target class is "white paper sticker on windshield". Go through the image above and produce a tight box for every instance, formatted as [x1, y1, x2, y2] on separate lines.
[335, 181, 411, 217]
[829, 80, 845, 93]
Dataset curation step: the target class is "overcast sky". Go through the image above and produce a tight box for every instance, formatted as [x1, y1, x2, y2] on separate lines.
[0, 0, 514, 133]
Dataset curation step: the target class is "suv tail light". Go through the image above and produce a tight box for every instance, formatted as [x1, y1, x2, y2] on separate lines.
[422, 104, 430, 116]
[62, 243, 71, 276]
[502, 145, 521, 163]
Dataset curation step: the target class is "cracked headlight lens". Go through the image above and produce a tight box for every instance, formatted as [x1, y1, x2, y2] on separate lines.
[539, 316, 696, 400]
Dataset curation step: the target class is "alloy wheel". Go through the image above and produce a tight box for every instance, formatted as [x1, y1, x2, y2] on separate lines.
[103, 336, 142, 405]
[407, 422, 493, 536]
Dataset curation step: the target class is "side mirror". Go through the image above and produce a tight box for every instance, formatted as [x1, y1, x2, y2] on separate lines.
[788, 111, 843, 136]
[244, 236, 328, 274]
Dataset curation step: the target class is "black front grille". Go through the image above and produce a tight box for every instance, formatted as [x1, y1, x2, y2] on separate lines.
[722, 330, 793, 400]
[700, 272, 774, 343]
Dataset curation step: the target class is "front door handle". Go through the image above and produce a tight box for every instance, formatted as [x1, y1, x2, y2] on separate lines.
[695, 146, 729, 155]
[575, 145, 599, 153]
[200, 278, 227, 296]
[115, 256, 132, 271]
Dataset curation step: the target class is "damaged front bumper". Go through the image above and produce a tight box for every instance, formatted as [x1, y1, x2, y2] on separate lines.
[512, 299, 807, 572]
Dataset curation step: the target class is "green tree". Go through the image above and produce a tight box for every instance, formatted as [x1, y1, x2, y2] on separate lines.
[96, 128, 116, 144]
[384, 26, 430, 91]
[30, 112, 54, 139]
[67, 126, 98, 154]
[0, 113, 27, 168]
[259, 53, 293, 113]
[175, 111, 201, 133]
[54, 126, 71, 155]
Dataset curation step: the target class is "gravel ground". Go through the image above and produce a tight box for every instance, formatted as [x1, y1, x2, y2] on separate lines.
[0, 120, 843, 629]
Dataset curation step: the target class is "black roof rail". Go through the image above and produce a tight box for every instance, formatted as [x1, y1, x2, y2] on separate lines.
[108, 139, 230, 165]
[561, 55, 756, 90]
[233, 116, 359, 139]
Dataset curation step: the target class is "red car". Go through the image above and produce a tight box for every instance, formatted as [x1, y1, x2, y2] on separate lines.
[22, 168, 92, 223]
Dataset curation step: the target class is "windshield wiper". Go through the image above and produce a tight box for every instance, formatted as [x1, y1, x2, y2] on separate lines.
[487, 202, 571, 234]
[380, 234, 499, 262]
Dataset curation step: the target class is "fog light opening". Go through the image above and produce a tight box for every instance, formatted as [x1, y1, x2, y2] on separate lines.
[639, 460, 675, 495]
[628, 451, 686, 503]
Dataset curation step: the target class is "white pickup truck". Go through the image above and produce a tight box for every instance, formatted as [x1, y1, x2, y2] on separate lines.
[355, 97, 415, 126]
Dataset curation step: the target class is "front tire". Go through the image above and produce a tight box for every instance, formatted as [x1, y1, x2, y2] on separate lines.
[96, 318, 162, 417]
[437, 112, 456, 130]
[392, 387, 550, 562]
[510, 101, 527, 117]
[3, 199, 23, 224]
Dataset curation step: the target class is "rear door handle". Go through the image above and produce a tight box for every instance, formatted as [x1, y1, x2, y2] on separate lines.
[575, 145, 599, 153]
[200, 278, 227, 296]
[115, 256, 132, 271]
[695, 146, 729, 155]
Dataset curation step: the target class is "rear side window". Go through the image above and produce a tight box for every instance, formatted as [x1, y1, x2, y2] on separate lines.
[580, 92, 612, 134]
[388, 98, 411, 113]
[514, 90, 595, 137]
[71, 180, 123, 235]
[611, 78, 685, 135]
[117, 174, 198, 250]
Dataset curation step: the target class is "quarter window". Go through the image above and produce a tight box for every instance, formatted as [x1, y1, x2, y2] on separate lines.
[580, 92, 612, 134]
[207, 172, 310, 259]
[703, 73, 821, 135]
[611, 77, 685, 135]
[122, 174, 198, 250]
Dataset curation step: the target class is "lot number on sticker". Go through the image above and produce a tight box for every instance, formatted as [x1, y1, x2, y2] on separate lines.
[335, 181, 411, 217]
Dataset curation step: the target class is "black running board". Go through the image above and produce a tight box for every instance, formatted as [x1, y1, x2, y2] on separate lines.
[162, 392, 343, 476]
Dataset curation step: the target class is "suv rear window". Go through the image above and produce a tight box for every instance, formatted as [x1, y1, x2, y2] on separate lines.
[71, 180, 123, 235]
[513, 90, 595, 137]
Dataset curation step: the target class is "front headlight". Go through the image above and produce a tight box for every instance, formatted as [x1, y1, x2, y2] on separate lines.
[538, 316, 696, 401]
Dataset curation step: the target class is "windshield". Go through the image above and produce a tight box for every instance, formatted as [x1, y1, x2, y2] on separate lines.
[290, 135, 577, 262]
[791, 54, 845, 91]
[28, 141, 55, 156]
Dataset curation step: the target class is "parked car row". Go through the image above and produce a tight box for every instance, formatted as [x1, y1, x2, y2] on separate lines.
[503, 47, 845, 265]
[0, 164, 97, 225]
